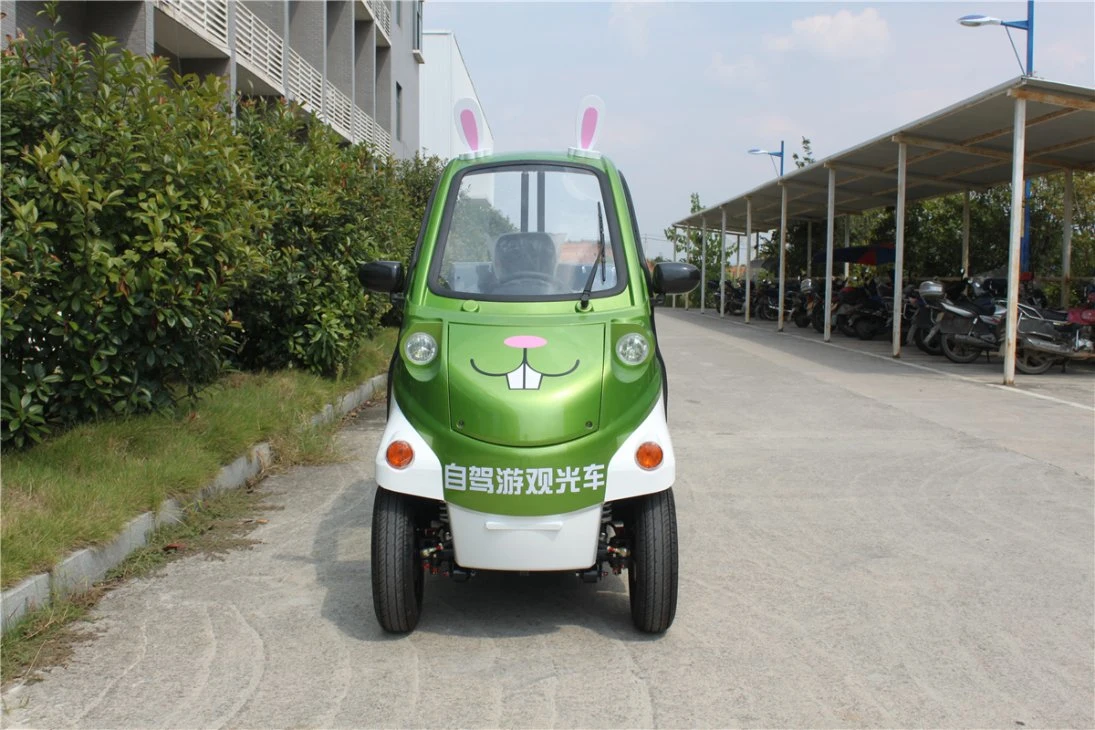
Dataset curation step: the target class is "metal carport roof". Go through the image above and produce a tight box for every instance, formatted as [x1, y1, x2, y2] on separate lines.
[671, 75, 1094, 385]
[674, 76, 1093, 232]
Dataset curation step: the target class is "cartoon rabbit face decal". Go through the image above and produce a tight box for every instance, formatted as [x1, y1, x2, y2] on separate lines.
[470, 335, 579, 390]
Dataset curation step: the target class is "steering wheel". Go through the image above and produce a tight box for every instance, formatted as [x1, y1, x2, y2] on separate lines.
[494, 271, 570, 293]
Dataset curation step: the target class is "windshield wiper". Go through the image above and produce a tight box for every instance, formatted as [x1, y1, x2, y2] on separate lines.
[579, 202, 606, 310]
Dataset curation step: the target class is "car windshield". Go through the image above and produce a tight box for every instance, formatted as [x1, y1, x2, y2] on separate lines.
[430, 164, 624, 301]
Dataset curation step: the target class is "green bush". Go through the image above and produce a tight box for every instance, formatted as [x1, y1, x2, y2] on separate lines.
[1, 9, 447, 449]
[231, 101, 444, 375]
[1, 22, 260, 449]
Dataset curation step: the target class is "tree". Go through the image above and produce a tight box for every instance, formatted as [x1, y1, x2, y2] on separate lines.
[663, 193, 736, 305]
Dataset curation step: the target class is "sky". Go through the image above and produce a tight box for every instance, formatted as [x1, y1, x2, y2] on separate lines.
[422, 1, 1094, 259]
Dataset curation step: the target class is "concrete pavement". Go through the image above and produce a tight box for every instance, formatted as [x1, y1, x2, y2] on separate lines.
[3, 310, 1092, 728]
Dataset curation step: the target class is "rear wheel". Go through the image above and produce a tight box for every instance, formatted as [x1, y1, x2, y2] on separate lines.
[628, 489, 678, 633]
[1016, 348, 1057, 374]
[371, 487, 424, 633]
[940, 334, 981, 364]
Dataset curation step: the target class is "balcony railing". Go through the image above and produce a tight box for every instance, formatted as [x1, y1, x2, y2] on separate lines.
[156, 0, 228, 51]
[327, 85, 354, 141]
[287, 49, 324, 116]
[353, 106, 393, 152]
[235, 3, 284, 92]
[156, 1, 392, 153]
[362, 0, 392, 39]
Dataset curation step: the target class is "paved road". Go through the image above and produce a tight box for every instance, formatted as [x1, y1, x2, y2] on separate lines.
[4, 310, 1092, 728]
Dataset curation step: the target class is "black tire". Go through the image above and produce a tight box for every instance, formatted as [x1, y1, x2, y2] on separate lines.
[371, 487, 424, 633]
[854, 315, 881, 340]
[836, 314, 857, 338]
[793, 309, 811, 328]
[1016, 348, 1057, 375]
[940, 334, 982, 364]
[628, 489, 678, 634]
[811, 306, 825, 333]
[913, 326, 942, 356]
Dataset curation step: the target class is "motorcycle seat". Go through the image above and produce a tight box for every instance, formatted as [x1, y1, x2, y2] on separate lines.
[1032, 307, 1069, 322]
[971, 298, 996, 316]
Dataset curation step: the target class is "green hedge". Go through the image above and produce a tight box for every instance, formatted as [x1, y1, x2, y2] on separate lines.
[0, 14, 444, 449]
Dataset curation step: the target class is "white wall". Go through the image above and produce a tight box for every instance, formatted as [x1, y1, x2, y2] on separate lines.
[420, 32, 494, 157]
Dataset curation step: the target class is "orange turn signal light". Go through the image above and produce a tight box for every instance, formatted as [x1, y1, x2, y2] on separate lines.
[386, 440, 414, 469]
[635, 442, 663, 470]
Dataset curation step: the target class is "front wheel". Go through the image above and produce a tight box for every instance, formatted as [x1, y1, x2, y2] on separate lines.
[836, 314, 857, 338]
[371, 487, 424, 633]
[940, 334, 982, 364]
[854, 315, 882, 340]
[628, 489, 679, 633]
[793, 309, 811, 328]
[913, 325, 942, 355]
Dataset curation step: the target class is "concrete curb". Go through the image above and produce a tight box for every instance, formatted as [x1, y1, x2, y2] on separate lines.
[0, 372, 387, 634]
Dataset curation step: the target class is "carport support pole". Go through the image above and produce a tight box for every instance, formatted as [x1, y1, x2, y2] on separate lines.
[672, 229, 679, 309]
[892, 142, 907, 357]
[962, 190, 970, 274]
[806, 222, 812, 278]
[745, 198, 753, 323]
[1061, 169, 1073, 307]
[700, 218, 707, 314]
[719, 210, 727, 317]
[1003, 97, 1028, 386]
[824, 167, 836, 342]
[777, 184, 788, 332]
[843, 216, 850, 280]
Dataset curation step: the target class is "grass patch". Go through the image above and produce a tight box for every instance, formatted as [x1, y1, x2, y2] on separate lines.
[1, 331, 395, 590]
[1, 483, 276, 685]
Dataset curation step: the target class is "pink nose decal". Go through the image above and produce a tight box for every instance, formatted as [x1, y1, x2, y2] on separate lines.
[504, 335, 547, 349]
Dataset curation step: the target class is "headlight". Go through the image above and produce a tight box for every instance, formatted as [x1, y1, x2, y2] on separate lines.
[615, 333, 649, 365]
[404, 332, 438, 365]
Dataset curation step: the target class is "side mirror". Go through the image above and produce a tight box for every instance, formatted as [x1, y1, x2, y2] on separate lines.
[358, 261, 405, 293]
[652, 262, 700, 295]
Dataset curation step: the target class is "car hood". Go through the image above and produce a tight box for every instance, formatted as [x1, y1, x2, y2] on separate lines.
[447, 323, 605, 447]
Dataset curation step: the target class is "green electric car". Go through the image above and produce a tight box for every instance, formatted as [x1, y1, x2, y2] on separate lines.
[360, 121, 698, 634]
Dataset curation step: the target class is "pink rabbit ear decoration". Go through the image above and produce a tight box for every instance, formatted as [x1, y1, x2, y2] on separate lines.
[569, 95, 605, 159]
[454, 98, 490, 159]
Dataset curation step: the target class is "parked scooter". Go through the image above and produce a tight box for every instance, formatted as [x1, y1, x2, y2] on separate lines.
[933, 278, 1006, 363]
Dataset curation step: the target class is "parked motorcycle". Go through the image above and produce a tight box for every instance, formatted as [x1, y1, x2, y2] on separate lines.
[791, 279, 814, 328]
[933, 278, 1006, 363]
[1016, 283, 1095, 373]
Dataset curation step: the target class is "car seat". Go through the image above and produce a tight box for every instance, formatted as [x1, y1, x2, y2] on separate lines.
[492, 232, 558, 282]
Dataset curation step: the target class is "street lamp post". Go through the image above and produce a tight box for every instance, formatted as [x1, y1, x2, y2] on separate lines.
[958, 1, 1035, 273]
[958, 1, 1034, 76]
[748, 140, 785, 178]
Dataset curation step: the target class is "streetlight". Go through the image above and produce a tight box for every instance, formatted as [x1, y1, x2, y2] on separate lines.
[958, 0, 1035, 271]
[957, 1, 1034, 76]
[748, 140, 785, 177]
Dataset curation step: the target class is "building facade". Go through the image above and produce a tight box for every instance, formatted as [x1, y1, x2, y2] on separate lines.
[418, 30, 492, 161]
[0, 0, 424, 158]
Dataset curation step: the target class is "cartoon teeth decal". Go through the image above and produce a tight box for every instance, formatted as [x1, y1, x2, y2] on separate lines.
[470, 335, 579, 390]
